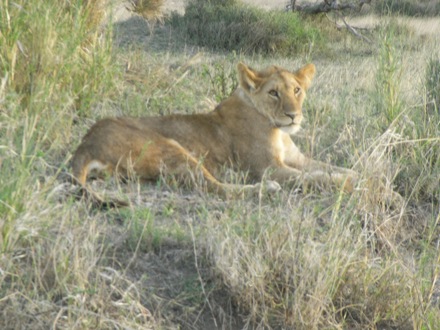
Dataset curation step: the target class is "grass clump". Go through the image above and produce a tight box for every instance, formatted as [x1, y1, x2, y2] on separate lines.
[395, 59, 440, 202]
[200, 195, 435, 329]
[371, 22, 439, 202]
[374, 21, 403, 126]
[0, 0, 116, 118]
[169, 0, 322, 55]
[426, 57, 440, 113]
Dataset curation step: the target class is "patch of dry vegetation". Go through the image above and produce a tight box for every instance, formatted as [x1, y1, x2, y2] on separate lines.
[1, 0, 439, 329]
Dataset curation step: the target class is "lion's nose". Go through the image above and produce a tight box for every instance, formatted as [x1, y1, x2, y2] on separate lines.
[285, 112, 296, 121]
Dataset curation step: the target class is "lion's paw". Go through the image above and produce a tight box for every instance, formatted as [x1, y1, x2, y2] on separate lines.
[264, 180, 282, 193]
[253, 180, 282, 195]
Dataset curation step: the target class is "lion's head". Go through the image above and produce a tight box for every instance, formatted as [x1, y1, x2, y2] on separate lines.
[237, 62, 315, 135]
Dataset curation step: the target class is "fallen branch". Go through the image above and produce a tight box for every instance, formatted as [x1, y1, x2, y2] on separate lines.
[286, 0, 373, 43]
[333, 12, 372, 43]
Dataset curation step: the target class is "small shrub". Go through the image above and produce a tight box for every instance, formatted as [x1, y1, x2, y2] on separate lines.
[201, 57, 238, 102]
[168, 1, 322, 55]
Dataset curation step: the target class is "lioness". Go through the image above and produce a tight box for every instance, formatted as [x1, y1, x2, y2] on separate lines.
[72, 62, 356, 203]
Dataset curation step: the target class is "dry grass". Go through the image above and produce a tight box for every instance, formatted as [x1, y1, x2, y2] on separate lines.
[1, 0, 439, 329]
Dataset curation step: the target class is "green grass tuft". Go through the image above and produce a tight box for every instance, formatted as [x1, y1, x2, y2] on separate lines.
[374, 21, 403, 126]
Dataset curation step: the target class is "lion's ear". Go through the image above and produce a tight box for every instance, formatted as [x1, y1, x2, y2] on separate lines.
[295, 63, 316, 90]
[237, 62, 262, 93]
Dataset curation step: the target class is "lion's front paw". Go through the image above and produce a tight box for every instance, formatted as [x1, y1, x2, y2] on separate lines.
[262, 180, 282, 194]
[342, 175, 358, 193]
[332, 171, 358, 193]
[249, 180, 282, 197]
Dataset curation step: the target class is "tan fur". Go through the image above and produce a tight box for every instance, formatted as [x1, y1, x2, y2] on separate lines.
[71, 62, 357, 201]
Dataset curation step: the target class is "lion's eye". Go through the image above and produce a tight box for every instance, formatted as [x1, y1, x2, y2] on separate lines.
[294, 87, 301, 95]
[269, 90, 279, 97]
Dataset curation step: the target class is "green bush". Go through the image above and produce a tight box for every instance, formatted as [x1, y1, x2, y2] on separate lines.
[169, 0, 322, 55]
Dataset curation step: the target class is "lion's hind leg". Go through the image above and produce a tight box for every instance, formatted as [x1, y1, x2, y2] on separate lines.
[70, 147, 127, 208]
[136, 138, 274, 197]
[134, 138, 232, 195]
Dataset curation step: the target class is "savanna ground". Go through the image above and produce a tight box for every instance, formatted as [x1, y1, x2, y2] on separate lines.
[1, 0, 439, 329]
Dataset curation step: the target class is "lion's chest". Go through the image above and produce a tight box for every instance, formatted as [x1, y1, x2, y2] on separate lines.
[270, 129, 288, 166]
